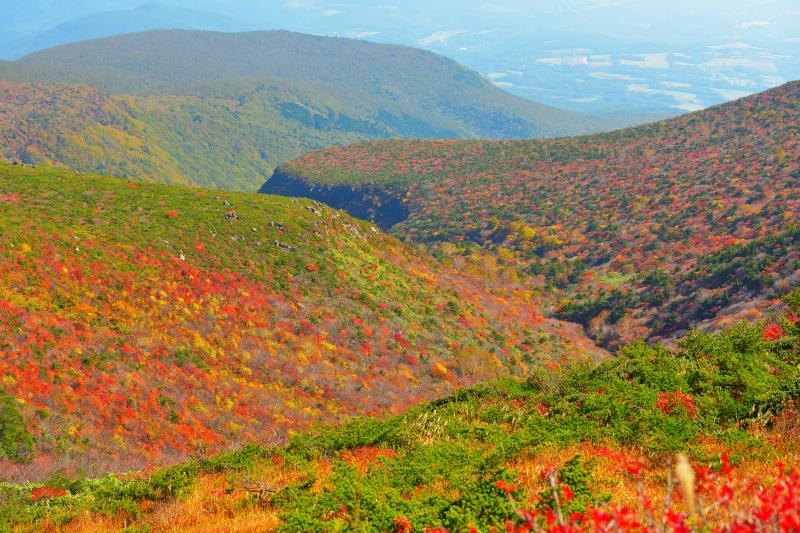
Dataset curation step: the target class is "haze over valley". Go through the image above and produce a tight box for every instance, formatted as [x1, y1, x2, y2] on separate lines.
[3, 0, 799, 117]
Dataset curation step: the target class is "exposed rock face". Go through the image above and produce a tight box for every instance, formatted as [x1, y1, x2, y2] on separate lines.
[260, 169, 409, 230]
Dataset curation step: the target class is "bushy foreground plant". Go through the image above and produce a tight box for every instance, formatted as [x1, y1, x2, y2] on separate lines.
[490, 454, 800, 532]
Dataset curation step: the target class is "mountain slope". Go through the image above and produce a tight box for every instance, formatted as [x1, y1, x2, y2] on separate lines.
[0, 161, 602, 479]
[0, 30, 617, 191]
[268, 81, 800, 347]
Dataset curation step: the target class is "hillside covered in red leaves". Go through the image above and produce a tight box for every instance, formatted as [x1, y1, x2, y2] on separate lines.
[0, 162, 603, 480]
[272, 81, 800, 347]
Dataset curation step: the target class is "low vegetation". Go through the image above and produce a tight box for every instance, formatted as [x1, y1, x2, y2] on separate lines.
[2, 39, 799, 531]
[2, 295, 799, 531]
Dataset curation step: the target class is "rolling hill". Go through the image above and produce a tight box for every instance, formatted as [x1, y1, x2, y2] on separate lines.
[0, 161, 602, 481]
[268, 81, 800, 348]
[0, 30, 616, 191]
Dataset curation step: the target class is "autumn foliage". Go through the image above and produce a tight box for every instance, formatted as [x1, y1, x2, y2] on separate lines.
[655, 391, 697, 418]
[764, 323, 786, 341]
[2, 60, 800, 532]
[4, 307, 800, 531]
[278, 81, 800, 348]
[0, 162, 601, 479]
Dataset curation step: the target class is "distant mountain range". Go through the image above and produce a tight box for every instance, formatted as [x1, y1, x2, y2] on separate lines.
[0, 2, 244, 58]
[2, 1, 798, 116]
[1, 2, 246, 59]
[0, 29, 621, 191]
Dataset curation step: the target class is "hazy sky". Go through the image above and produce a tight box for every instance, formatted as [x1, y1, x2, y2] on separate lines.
[5, 1, 800, 38]
[2, 1, 799, 114]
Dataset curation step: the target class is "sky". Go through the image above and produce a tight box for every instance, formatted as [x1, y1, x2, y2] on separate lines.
[2, 1, 799, 115]
[6, 1, 799, 42]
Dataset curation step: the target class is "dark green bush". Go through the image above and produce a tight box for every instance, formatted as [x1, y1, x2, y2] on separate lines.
[0, 389, 33, 462]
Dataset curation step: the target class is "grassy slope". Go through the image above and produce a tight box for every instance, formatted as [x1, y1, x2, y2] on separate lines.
[274, 81, 800, 347]
[0, 30, 614, 191]
[0, 162, 601, 480]
[3, 306, 800, 531]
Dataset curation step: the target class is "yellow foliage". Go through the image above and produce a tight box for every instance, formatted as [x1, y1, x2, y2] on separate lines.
[519, 225, 537, 241]
[432, 362, 450, 379]
[439, 241, 460, 256]
[497, 247, 516, 262]
[320, 340, 337, 351]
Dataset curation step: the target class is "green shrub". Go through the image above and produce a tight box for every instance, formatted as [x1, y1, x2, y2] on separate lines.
[537, 455, 608, 516]
[0, 389, 32, 462]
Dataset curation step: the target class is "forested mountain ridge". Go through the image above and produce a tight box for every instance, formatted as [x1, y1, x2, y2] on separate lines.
[270, 81, 800, 347]
[0, 30, 619, 191]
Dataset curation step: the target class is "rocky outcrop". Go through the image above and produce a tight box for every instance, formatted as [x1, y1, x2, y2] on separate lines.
[260, 168, 409, 230]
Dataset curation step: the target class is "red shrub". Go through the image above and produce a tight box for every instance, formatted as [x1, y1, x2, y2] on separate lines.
[394, 516, 413, 532]
[764, 323, 786, 341]
[655, 390, 697, 418]
[31, 487, 67, 501]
